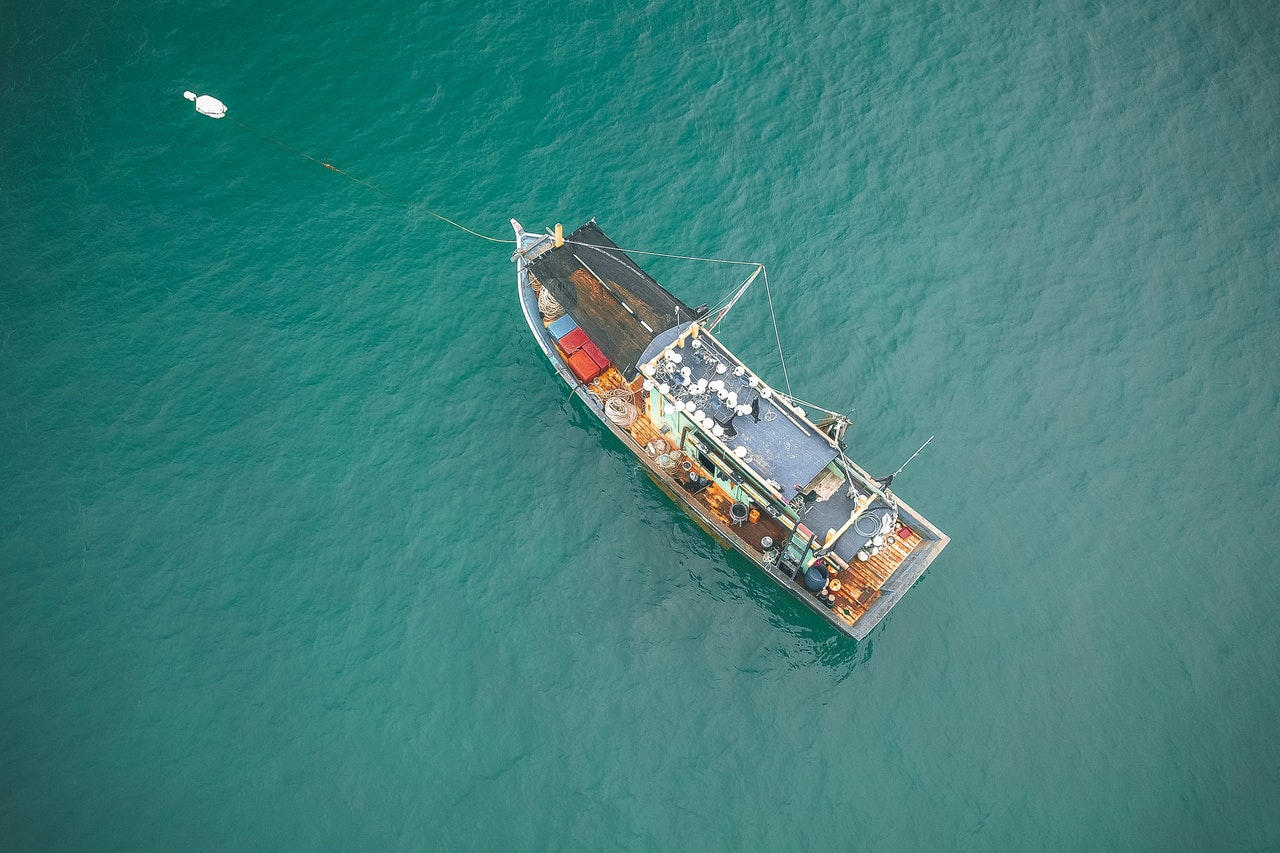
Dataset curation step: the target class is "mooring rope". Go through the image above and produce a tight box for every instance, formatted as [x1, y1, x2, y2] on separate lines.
[227, 117, 516, 244]
[226, 115, 766, 263]
[229, 115, 777, 267]
[198, 99, 798, 400]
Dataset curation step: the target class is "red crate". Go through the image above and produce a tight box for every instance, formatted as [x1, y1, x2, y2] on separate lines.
[567, 349, 605, 382]
[581, 339, 610, 369]
[559, 327, 589, 353]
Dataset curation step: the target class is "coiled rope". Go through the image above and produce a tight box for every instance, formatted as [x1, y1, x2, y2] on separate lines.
[537, 286, 564, 320]
[603, 389, 639, 427]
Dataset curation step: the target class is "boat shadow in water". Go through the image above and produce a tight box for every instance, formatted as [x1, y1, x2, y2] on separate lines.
[720, 546, 876, 674]
[565, 394, 877, 673]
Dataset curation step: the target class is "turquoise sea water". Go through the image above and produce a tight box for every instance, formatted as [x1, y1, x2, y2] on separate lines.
[3, 0, 1279, 848]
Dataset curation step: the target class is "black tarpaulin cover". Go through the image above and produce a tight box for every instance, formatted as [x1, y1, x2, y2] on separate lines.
[528, 222, 695, 380]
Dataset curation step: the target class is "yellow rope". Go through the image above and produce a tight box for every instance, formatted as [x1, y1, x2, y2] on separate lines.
[223, 118, 779, 320]
[229, 117, 776, 263]
[228, 117, 516, 244]
[210, 108, 810, 411]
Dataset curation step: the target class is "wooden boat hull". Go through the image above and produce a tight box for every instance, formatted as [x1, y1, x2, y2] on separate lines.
[514, 223, 947, 639]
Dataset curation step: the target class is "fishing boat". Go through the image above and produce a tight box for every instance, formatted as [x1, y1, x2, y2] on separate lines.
[513, 219, 948, 639]
[175, 93, 949, 635]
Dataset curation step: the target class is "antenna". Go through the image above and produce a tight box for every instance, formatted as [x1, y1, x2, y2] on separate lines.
[879, 435, 934, 488]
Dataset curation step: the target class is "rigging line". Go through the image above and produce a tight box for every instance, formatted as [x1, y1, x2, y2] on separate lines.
[772, 391, 846, 419]
[562, 238, 761, 268]
[762, 266, 793, 397]
[707, 262, 767, 313]
[226, 117, 516, 245]
[705, 292, 735, 318]
[704, 279, 745, 318]
[714, 267, 761, 312]
[706, 265, 763, 331]
[705, 268, 759, 315]
[569, 237, 761, 324]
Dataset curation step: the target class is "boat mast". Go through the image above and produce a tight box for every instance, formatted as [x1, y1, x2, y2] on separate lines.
[705, 265, 762, 331]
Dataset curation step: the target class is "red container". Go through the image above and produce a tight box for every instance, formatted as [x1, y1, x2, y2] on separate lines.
[567, 349, 605, 382]
[581, 339, 610, 369]
[559, 327, 590, 353]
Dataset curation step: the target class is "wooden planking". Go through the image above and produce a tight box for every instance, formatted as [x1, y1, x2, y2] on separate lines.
[825, 526, 921, 626]
[628, 410, 666, 450]
[698, 480, 789, 550]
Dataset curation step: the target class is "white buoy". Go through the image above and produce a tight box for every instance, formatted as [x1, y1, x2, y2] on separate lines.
[734, 446, 749, 458]
[760, 387, 772, 399]
[642, 364, 656, 377]
[712, 425, 725, 437]
[642, 379, 654, 391]
[748, 376, 759, 387]
[694, 409, 706, 421]
[716, 363, 727, 374]
[658, 383, 670, 395]
[183, 90, 227, 119]
[727, 392, 738, 407]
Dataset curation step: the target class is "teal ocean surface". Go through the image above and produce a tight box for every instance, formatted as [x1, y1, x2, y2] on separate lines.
[3, 0, 1279, 848]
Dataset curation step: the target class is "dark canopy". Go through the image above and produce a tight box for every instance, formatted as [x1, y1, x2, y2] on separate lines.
[528, 222, 695, 380]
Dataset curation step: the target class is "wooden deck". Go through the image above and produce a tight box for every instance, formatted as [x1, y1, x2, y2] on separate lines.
[585, 364, 929, 633]
[823, 525, 922, 626]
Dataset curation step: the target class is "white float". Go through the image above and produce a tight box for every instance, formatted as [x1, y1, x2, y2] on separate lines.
[183, 91, 227, 118]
